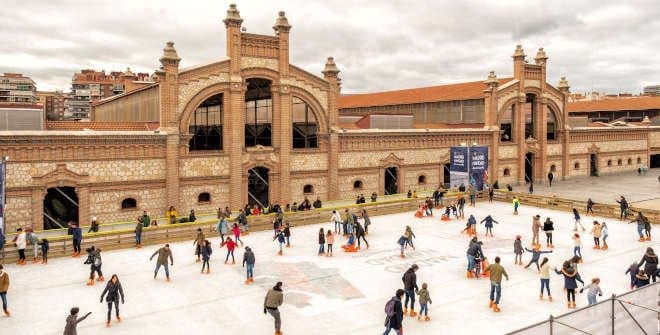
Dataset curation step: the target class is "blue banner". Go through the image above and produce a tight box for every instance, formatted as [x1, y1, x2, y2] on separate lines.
[469, 146, 489, 191]
[450, 147, 469, 188]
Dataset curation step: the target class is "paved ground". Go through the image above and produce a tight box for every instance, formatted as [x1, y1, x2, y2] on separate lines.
[2, 200, 656, 335]
[519, 169, 660, 210]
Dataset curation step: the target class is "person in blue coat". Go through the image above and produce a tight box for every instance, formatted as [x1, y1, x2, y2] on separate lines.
[524, 245, 552, 271]
[216, 215, 229, 241]
[555, 261, 584, 309]
[480, 215, 499, 237]
[71, 222, 83, 257]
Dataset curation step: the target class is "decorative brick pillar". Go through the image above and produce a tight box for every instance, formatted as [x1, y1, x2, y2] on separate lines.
[77, 185, 90, 226]
[276, 85, 292, 205]
[31, 188, 44, 230]
[323, 57, 341, 200]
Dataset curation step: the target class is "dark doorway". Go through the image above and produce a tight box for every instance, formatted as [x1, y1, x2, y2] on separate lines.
[590, 154, 598, 176]
[443, 163, 451, 188]
[524, 153, 534, 183]
[247, 167, 269, 207]
[650, 154, 660, 168]
[384, 167, 398, 195]
[43, 186, 79, 230]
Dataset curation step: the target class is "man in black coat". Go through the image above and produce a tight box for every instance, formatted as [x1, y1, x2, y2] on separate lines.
[401, 264, 419, 316]
[383, 289, 404, 335]
[547, 172, 554, 187]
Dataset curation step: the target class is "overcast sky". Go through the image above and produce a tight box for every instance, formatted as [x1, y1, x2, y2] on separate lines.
[1, 0, 659, 94]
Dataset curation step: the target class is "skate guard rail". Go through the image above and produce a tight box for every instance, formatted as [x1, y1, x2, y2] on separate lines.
[492, 190, 660, 224]
[0, 195, 423, 262]
[506, 282, 658, 335]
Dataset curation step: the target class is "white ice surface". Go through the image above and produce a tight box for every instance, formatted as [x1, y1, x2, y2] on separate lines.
[2, 201, 658, 335]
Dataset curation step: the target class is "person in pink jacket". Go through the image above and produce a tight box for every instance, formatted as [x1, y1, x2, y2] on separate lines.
[232, 223, 244, 246]
[326, 230, 335, 257]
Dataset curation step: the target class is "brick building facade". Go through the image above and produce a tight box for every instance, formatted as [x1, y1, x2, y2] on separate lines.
[0, 4, 658, 233]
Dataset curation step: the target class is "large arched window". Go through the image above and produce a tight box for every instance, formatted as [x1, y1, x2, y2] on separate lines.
[524, 94, 536, 139]
[292, 97, 318, 149]
[546, 107, 556, 140]
[500, 105, 513, 142]
[189, 93, 223, 150]
[245, 78, 272, 147]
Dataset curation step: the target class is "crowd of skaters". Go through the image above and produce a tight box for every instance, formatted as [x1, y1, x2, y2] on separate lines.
[0, 183, 657, 334]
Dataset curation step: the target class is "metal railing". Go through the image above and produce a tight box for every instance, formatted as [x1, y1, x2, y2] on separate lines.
[506, 282, 659, 335]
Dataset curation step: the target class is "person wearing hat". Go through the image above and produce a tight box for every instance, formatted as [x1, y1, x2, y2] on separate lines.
[88, 217, 99, 233]
[264, 281, 284, 335]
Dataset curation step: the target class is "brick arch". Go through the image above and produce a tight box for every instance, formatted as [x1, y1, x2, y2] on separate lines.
[545, 100, 565, 131]
[495, 96, 520, 125]
[178, 83, 229, 134]
[241, 68, 280, 83]
[290, 87, 328, 134]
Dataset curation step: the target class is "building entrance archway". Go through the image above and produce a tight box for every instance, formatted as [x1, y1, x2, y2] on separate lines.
[43, 186, 79, 230]
[247, 167, 269, 208]
[384, 167, 398, 195]
[590, 154, 599, 176]
[443, 163, 451, 188]
[525, 153, 534, 183]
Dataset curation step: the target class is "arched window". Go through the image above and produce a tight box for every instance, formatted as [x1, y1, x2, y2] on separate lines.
[500, 105, 513, 142]
[503, 168, 511, 176]
[524, 94, 536, 139]
[617, 159, 622, 166]
[574, 162, 580, 170]
[418, 175, 427, 184]
[245, 78, 273, 147]
[546, 107, 556, 140]
[637, 157, 642, 164]
[303, 184, 314, 194]
[607, 160, 612, 166]
[292, 97, 318, 148]
[550, 164, 556, 172]
[627, 158, 632, 165]
[121, 198, 137, 209]
[198, 192, 211, 203]
[189, 93, 223, 150]
[353, 180, 364, 190]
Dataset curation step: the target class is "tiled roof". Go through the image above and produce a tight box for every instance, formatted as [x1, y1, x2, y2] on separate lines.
[45, 121, 159, 131]
[568, 96, 660, 113]
[338, 78, 512, 109]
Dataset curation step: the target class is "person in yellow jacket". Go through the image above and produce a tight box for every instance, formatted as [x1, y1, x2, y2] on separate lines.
[166, 206, 177, 224]
[512, 197, 520, 215]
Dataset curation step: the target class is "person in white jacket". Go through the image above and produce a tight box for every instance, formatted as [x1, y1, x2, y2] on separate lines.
[331, 210, 342, 234]
[12, 228, 27, 265]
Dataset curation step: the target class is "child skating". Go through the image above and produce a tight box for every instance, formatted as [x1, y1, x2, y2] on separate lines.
[572, 208, 585, 232]
[524, 245, 552, 271]
[572, 233, 583, 258]
[625, 262, 639, 289]
[514, 235, 524, 265]
[633, 269, 650, 288]
[539, 257, 552, 301]
[601, 222, 609, 250]
[417, 282, 432, 321]
[462, 215, 477, 236]
[580, 277, 602, 305]
[283, 222, 292, 247]
[274, 229, 286, 255]
[232, 223, 244, 247]
[201, 240, 212, 274]
[404, 226, 416, 250]
[512, 196, 520, 215]
[480, 215, 498, 237]
[220, 236, 237, 264]
[242, 246, 255, 284]
[318, 228, 325, 256]
[590, 221, 602, 249]
[326, 230, 334, 257]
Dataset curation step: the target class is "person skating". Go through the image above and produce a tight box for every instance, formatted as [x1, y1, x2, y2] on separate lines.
[325, 230, 334, 257]
[220, 236, 237, 264]
[513, 235, 524, 265]
[543, 217, 555, 248]
[264, 281, 284, 335]
[600, 222, 609, 250]
[402, 264, 419, 317]
[486, 256, 509, 312]
[625, 262, 639, 289]
[150, 244, 174, 281]
[579, 277, 602, 306]
[216, 214, 229, 242]
[590, 221, 602, 249]
[531, 215, 542, 246]
[629, 211, 649, 242]
[539, 257, 552, 301]
[466, 238, 483, 278]
[572, 208, 585, 232]
[572, 233, 583, 258]
[512, 196, 520, 215]
[12, 228, 27, 265]
[71, 223, 83, 257]
[555, 261, 584, 309]
[84, 246, 104, 286]
[274, 229, 286, 255]
[40, 238, 49, 264]
[134, 218, 143, 249]
[27, 229, 39, 263]
[283, 222, 292, 247]
[331, 210, 341, 234]
[0, 264, 10, 317]
[633, 269, 650, 288]
[397, 234, 408, 258]
[99, 274, 125, 327]
[480, 215, 499, 237]
[243, 246, 255, 284]
[638, 247, 658, 283]
[616, 196, 629, 221]
[232, 223, 244, 247]
[417, 282, 432, 321]
[586, 198, 594, 215]
[383, 289, 404, 335]
[318, 228, 325, 256]
[201, 240, 212, 274]
[461, 214, 477, 236]
[193, 228, 205, 262]
[63, 307, 91, 335]
[341, 233, 358, 252]
[404, 226, 416, 250]
[524, 245, 552, 271]
[488, 187, 494, 203]
[457, 196, 466, 219]
[355, 221, 369, 250]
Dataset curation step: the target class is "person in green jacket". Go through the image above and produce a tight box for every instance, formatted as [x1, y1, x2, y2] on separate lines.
[141, 211, 151, 228]
[417, 282, 433, 321]
[486, 256, 509, 312]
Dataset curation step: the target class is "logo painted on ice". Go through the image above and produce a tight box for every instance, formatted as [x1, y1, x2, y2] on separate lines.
[365, 248, 458, 273]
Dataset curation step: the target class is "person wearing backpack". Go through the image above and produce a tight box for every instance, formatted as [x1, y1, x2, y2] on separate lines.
[84, 246, 104, 285]
[383, 289, 404, 335]
[402, 264, 419, 317]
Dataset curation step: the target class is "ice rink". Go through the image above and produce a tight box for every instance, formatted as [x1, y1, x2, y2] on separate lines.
[2, 200, 657, 335]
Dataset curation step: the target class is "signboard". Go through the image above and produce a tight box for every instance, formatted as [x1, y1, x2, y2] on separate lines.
[449, 147, 469, 188]
[469, 146, 489, 191]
